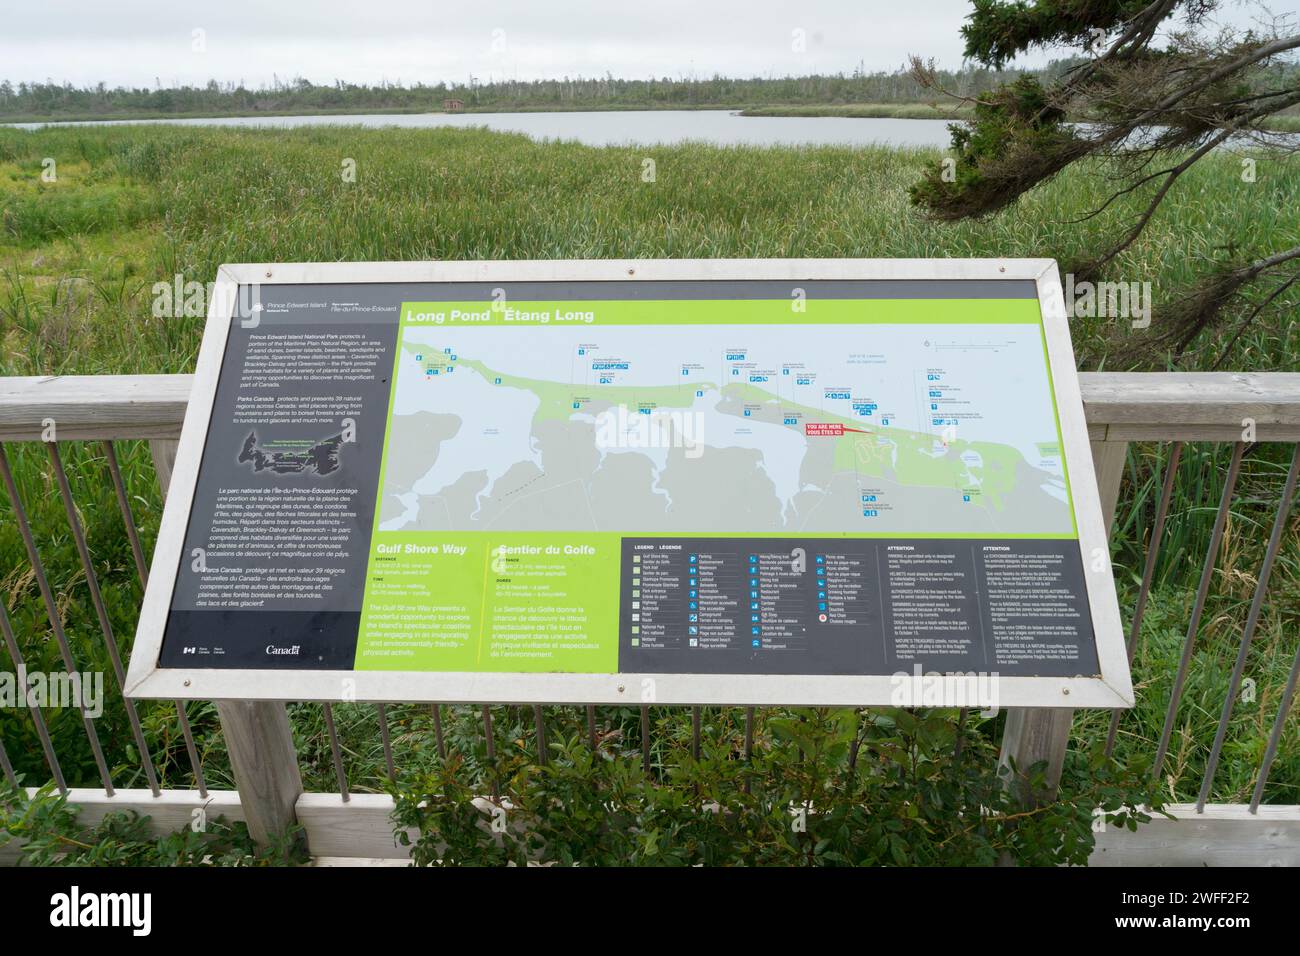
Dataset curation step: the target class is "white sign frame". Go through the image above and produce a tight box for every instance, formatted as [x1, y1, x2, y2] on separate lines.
[125, 259, 1132, 709]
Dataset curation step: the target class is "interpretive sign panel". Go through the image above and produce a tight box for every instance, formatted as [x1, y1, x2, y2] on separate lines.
[126, 260, 1132, 708]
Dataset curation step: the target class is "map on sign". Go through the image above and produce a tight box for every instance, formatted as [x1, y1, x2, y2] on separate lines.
[379, 320, 1072, 536]
[239, 430, 345, 476]
[133, 269, 1129, 709]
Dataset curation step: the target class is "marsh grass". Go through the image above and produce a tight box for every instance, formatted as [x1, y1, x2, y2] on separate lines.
[0, 123, 1296, 806]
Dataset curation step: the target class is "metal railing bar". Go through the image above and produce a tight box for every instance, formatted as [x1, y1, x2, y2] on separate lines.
[321, 703, 350, 802]
[743, 707, 756, 793]
[1152, 441, 1245, 782]
[481, 705, 500, 802]
[101, 440, 208, 796]
[1252, 630, 1300, 812]
[640, 705, 651, 774]
[47, 444, 161, 797]
[1196, 444, 1300, 811]
[0, 732, 16, 790]
[0, 597, 66, 792]
[848, 712, 865, 772]
[0, 443, 115, 795]
[532, 705, 548, 765]
[376, 704, 396, 786]
[430, 704, 446, 761]
[101, 441, 148, 585]
[174, 704, 208, 799]
[1105, 441, 1183, 757]
[1198, 442, 1300, 810]
[692, 706, 701, 760]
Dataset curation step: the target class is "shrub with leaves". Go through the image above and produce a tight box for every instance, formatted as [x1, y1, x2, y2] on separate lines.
[0, 780, 307, 866]
[392, 708, 1164, 867]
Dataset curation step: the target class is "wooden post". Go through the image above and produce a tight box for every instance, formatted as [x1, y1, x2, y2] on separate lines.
[999, 708, 1074, 805]
[215, 700, 304, 847]
[998, 439, 1128, 805]
[148, 438, 178, 497]
[150, 439, 305, 849]
[1090, 438, 1129, 533]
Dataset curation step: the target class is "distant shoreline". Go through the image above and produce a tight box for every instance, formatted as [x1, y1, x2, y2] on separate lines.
[738, 104, 973, 120]
[6, 102, 1296, 133]
[3, 104, 737, 125]
[4, 103, 959, 125]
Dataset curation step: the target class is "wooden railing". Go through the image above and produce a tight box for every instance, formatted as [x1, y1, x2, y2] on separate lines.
[2, 371, 1299, 866]
[4, 371, 1299, 442]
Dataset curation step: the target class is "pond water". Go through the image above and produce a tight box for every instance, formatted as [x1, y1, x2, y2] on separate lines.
[10, 109, 957, 148]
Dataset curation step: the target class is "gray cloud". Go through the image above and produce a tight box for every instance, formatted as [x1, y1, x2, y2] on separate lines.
[3, 0, 1289, 86]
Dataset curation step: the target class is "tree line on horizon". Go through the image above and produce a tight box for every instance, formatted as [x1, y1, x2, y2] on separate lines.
[0, 64, 1086, 119]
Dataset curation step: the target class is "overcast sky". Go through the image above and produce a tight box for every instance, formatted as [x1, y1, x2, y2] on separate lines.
[2, 0, 1293, 88]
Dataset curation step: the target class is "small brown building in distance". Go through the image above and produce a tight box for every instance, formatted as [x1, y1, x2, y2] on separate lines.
[442, 98, 464, 112]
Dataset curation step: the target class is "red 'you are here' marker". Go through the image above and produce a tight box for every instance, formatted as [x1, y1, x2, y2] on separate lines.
[805, 423, 870, 436]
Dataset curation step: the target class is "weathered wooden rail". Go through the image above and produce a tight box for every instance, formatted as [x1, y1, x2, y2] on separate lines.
[1, 371, 1299, 866]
